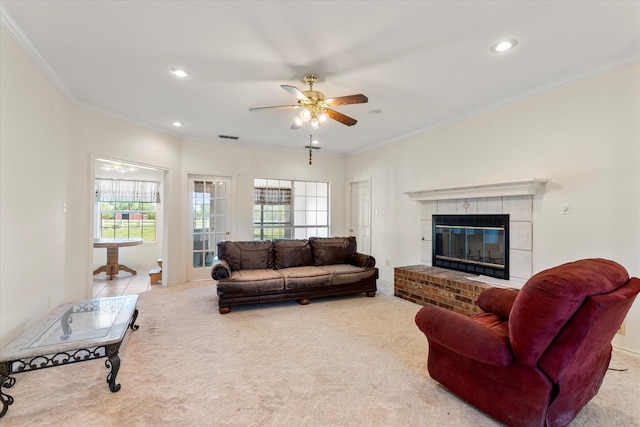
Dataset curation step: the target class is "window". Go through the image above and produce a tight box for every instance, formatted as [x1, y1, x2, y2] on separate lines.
[94, 179, 159, 242]
[253, 179, 329, 240]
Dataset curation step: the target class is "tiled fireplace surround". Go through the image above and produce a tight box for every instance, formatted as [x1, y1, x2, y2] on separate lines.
[395, 179, 546, 315]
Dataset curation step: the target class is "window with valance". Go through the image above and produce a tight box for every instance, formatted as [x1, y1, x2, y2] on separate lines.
[94, 179, 159, 241]
[95, 179, 160, 203]
[253, 179, 329, 240]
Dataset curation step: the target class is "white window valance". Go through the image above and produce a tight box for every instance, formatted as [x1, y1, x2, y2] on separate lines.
[95, 179, 160, 203]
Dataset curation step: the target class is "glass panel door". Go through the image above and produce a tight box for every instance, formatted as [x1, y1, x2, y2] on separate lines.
[188, 175, 232, 280]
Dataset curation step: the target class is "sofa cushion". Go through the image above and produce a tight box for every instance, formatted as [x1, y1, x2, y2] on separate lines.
[273, 239, 314, 269]
[216, 269, 284, 294]
[309, 236, 357, 266]
[318, 264, 378, 285]
[277, 266, 332, 290]
[217, 240, 273, 271]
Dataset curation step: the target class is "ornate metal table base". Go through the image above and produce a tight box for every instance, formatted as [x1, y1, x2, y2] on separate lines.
[0, 307, 139, 418]
[0, 375, 15, 418]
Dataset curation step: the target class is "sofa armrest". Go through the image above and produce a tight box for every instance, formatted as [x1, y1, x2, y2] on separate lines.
[477, 287, 519, 319]
[415, 305, 514, 367]
[211, 259, 231, 280]
[350, 252, 376, 268]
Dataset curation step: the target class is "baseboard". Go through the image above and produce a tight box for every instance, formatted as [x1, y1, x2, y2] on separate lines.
[612, 344, 640, 358]
[376, 278, 394, 295]
[377, 278, 393, 287]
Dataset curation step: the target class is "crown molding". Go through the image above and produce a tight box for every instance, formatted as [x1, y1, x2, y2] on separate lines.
[0, 6, 77, 103]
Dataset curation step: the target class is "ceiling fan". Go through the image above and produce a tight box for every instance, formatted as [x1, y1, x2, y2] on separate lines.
[249, 73, 368, 129]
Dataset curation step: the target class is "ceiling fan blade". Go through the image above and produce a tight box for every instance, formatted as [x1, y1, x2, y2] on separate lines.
[325, 94, 368, 106]
[281, 85, 309, 101]
[249, 105, 299, 112]
[326, 108, 358, 126]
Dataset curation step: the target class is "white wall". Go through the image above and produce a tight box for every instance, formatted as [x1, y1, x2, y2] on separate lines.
[1, 28, 72, 346]
[345, 63, 640, 353]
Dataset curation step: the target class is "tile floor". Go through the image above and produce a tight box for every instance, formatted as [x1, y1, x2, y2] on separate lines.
[92, 265, 158, 298]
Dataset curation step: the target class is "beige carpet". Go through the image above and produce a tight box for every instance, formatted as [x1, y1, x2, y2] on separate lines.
[2, 281, 640, 426]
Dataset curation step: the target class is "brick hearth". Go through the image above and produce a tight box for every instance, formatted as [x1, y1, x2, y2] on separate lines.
[394, 265, 492, 317]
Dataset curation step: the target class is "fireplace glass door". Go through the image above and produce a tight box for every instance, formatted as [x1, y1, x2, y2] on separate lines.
[433, 214, 509, 279]
[436, 226, 505, 268]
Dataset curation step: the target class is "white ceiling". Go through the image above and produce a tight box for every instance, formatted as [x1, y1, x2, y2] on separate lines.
[2, 1, 639, 155]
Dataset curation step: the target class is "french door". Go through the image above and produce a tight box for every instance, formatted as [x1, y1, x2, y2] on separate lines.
[187, 175, 233, 281]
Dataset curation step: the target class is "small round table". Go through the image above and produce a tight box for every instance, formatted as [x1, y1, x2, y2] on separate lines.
[93, 239, 143, 280]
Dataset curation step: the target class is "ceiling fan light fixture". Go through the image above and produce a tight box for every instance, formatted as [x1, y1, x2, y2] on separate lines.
[250, 73, 367, 129]
[300, 109, 312, 122]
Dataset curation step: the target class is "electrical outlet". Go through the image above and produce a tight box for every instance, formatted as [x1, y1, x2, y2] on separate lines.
[618, 322, 626, 335]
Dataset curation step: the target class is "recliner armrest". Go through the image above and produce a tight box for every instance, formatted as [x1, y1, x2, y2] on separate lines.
[350, 252, 376, 268]
[211, 259, 231, 280]
[477, 287, 519, 319]
[415, 305, 514, 367]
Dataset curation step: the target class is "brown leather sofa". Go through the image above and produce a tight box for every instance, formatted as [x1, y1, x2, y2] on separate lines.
[211, 236, 378, 313]
[415, 258, 640, 427]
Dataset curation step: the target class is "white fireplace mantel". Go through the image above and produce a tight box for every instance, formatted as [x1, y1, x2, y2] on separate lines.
[405, 178, 547, 202]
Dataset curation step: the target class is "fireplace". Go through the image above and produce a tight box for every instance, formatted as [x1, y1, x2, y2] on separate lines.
[433, 214, 509, 279]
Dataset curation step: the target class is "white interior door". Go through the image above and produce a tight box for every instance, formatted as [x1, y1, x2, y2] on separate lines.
[349, 179, 371, 254]
[187, 175, 233, 281]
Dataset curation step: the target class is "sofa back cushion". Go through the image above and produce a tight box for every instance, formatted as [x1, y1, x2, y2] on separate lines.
[217, 240, 273, 271]
[273, 239, 314, 269]
[309, 236, 357, 266]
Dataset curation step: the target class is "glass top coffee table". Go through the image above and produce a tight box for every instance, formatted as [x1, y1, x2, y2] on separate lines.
[0, 295, 140, 418]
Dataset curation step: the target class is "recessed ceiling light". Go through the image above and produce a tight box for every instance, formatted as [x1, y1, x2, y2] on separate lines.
[490, 39, 518, 53]
[169, 68, 191, 78]
[171, 121, 184, 127]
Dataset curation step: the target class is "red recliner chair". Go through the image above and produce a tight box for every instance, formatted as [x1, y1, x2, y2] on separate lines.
[415, 258, 640, 427]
